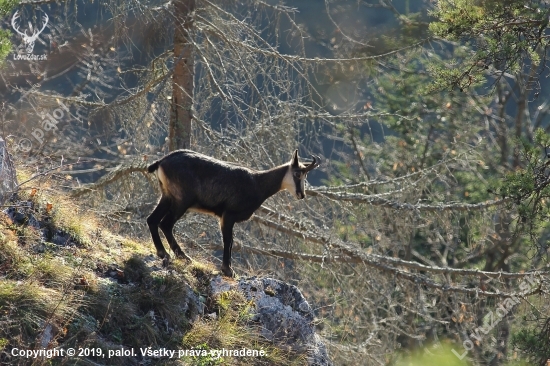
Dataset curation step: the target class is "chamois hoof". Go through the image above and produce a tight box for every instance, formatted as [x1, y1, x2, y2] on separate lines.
[174, 250, 193, 263]
[159, 252, 171, 267]
[221, 265, 236, 278]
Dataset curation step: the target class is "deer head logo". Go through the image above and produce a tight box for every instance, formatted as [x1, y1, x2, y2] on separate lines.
[11, 11, 49, 54]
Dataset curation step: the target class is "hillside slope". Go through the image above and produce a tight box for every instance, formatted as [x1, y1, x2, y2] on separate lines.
[0, 184, 332, 365]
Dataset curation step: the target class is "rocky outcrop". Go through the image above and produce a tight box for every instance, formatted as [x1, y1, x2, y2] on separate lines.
[211, 275, 333, 366]
[1, 185, 333, 365]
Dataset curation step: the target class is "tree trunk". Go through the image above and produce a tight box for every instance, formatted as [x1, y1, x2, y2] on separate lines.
[169, 0, 195, 151]
[0, 137, 18, 204]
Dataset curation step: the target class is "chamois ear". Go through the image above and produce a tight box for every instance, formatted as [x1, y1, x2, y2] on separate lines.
[291, 149, 299, 167]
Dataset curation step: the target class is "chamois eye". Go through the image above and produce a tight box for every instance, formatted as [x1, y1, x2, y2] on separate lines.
[294, 171, 302, 179]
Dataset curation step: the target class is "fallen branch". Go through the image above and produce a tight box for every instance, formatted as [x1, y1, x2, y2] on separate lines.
[70, 160, 149, 197]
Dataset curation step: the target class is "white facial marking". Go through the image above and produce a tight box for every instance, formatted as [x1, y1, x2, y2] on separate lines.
[281, 167, 299, 199]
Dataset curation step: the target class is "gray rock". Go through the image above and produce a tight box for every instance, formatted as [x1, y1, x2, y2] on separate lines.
[211, 276, 333, 366]
[183, 283, 204, 323]
[4, 204, 37, 227]
[51, 230, 72, 246]
[27, 213, 40, 229]
[40, 323, 54, 348]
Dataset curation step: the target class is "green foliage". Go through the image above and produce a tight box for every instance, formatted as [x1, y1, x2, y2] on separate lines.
[0, 0, 17, 64]
[184, 343, 224, 366]
[0, 0, 17, 17]
[429, 0, 549, 90]
[497, 129, 550, 243]
[328, 4, 545, 358]
[0, 338, 7, 351]
[369, 47, 495, 186]
[512, 324, 550, 366]
[0, 29, 12, 64]
[393, 343, 471, 365]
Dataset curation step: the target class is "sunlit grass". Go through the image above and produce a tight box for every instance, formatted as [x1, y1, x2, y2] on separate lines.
[0, 280, 82, 344]
[0, 166, 318, 365]
[393, 344, 470, 366]
[183, 289, 305, 365]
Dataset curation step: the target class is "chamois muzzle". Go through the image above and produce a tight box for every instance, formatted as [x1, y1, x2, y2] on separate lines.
[297, 155, 320, 199]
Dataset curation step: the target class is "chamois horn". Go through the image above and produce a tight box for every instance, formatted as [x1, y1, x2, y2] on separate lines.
[304, 154, 320, 172]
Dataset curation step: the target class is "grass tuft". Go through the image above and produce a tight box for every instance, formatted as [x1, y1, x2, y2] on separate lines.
[0, 171, 314, 365]
[183, 289, 306, 365]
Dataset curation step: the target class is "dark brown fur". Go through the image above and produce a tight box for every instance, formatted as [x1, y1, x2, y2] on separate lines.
[147, 149, 319, 277]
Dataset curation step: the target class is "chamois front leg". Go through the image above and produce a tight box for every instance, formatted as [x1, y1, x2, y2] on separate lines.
[220, 214, 236, 277]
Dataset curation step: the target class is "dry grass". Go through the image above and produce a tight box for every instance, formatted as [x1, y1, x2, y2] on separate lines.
[0, 173, 310, 365]
[182, 289, 306, 366]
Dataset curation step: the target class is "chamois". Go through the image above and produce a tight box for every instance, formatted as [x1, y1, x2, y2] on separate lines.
[147, 149, 319, 277]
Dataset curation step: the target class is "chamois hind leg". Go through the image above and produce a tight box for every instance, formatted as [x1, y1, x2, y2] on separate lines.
[220, 213, 236, 277]
[159, 205, 192, 262]
[147, 197, 171, 261]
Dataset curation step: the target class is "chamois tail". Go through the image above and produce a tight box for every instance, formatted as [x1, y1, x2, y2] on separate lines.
[147, 160, 161, 173]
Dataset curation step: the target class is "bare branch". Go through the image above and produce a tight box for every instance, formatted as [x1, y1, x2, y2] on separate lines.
[306, 188, 510, 211]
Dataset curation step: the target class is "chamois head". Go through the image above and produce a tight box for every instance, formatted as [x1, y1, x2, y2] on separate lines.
[282, 149, 320, 199]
